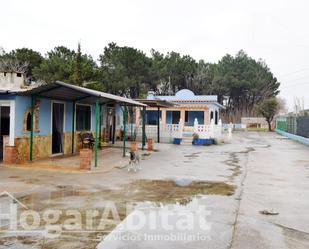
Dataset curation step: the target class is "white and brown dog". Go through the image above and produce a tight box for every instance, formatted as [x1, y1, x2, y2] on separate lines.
[128, 151, 141, 172]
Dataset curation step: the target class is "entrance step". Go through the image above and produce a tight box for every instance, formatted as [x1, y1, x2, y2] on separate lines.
[183, 132, 194, 137]
[181, 136, 193, 145]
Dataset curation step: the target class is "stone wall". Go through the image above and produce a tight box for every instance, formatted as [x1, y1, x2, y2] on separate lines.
[64, 132, 83, 154]
[13, 132, 84, 163]
[14, 135, 51, 163]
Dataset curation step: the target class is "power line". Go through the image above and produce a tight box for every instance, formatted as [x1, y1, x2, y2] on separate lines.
[280, 74, 309, 85]
[280, 82, 309, 89]
[278, 67, 309, 78]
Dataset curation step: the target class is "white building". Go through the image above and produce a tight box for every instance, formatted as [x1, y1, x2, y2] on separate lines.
[0, 71, 26, 90]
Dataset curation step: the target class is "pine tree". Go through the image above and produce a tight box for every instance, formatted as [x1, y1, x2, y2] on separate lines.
[75, 42, 82, 86]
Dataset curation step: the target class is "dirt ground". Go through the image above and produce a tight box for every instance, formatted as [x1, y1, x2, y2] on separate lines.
[0, 131, 309, 249]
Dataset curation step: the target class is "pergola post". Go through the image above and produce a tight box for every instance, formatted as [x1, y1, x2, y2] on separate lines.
[99, 104, 102, 144]
[94, 99, 99, 168]
[29, 95, 35, 161]
[71, 101, 75, 154]
[112, 104, 116, 144]
[123, 105, 127, 157]
[157, 107, 160, 143]
[142, 106, 146, 150]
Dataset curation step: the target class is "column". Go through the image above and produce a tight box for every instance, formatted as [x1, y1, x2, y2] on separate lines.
[142, 106, 146, 150]
[135, 107, 140, 127]
[94, 99, 99, 168]
[157, 107, 160, 143]
[161, 109, 166, 128]
[204, 109, 209, 125]
[29, 95, 35, 161]
[9, 100, 15, 146]
[180, 109, 185, 126]
[71, 101, 75, 154]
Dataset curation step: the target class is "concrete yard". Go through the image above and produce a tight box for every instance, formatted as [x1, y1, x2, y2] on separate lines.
[0, 131, 309, 248]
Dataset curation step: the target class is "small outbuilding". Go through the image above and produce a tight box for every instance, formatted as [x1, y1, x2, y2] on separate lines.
[0, 80, 146, 166]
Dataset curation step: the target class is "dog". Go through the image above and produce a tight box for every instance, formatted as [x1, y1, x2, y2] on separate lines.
[128, 151, 141, 172]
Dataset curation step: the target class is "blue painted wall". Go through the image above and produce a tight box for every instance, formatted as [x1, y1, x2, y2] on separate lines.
[2, 95, 96, 137]
[15, 96, 32, 136]
[65, 102, 73, 132]
[0, 95, 15, 100]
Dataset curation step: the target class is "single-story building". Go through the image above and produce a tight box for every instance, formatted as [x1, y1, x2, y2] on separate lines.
[138, 89, 225, 127]
[135, 89, 225, 130]
[0, 74, 145, 165]
[241, 117, 268, 129]
[133, 89, 225, 142]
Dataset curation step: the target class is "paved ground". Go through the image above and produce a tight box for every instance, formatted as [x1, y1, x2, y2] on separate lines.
[3, 147, 130, 173]
[0, 131, 309, 248]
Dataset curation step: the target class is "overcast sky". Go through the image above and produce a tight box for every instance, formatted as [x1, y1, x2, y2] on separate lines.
[1, 0, 309, 110]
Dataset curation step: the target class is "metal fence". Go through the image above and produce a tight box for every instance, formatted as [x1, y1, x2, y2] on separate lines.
[296, 116, 309, 138]
[276, 115, 309, 138]
[286, 116, 297, 134]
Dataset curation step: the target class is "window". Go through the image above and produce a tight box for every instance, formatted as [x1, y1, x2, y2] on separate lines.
[76, 105, 91, 131]
[210, 111, 214, 121]
[166, 111, 180, 124]
[16, 73, 22, 77]
[215, 111, 218, 125]
[26, 112, 32, 131]
[146, 110, 161, 125]
[185, 111, 204, 126]
[23, 108, 39, 133]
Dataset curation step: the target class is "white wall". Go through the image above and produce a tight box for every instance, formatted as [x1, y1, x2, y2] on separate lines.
[0, 72, 25, 90]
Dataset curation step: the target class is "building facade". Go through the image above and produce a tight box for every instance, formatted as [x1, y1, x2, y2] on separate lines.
[0, 77, 142, 163]
[137, 89, 225, 130]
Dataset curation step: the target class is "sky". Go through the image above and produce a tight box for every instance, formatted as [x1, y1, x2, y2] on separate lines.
[1, 0, 309, 110]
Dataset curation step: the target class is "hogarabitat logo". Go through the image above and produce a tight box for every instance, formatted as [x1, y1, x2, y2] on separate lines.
[0, 191, 212, 240]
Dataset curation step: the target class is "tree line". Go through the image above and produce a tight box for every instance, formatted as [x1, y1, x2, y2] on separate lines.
[0, 43, 280, 122]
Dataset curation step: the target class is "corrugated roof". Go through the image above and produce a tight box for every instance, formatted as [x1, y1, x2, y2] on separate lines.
[18, 81, 146, 107]
[134, 99, 176, 108]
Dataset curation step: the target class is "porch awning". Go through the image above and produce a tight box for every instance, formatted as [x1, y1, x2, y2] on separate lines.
[134, 99, 176, 108]
[19, 81, 147, 107]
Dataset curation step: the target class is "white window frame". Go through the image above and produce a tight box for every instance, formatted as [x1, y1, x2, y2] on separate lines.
[0, 100, 15, 146]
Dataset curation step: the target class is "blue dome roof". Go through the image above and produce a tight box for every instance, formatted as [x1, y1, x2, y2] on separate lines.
[175, 89, 195, 98]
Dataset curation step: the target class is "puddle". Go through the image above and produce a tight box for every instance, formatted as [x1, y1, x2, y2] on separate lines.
[8, 175, 20, 179]
[15, 179, 236, 211]
[121, 179, 235, 203]
[224, 152, 241, 180]
[224, 147, 255, 180]
[2, 179, 235, 248]
[21, 178, 41, 184]
[184, 152, 201, 159]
